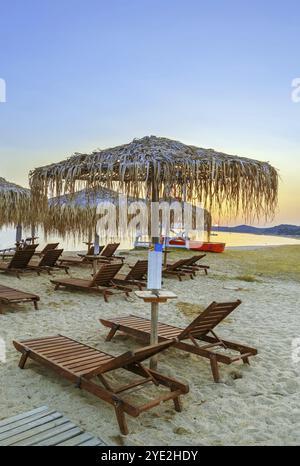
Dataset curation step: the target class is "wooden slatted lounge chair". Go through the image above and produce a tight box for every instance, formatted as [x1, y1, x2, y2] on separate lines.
[179, 254, 210, 275]
[13, 335, 189, 435]
[100, 300, 258, 383]
[0, 250, 36, 278]
[77, 245, 104, 258]
[96, 243, 125, 263]
[29, 249, 69, 275]
[162, 259, 195, 281]
[34, 243, 59, 257]
[57, 245, 104, 267]
[0, 285, 40, 311]
[1, 243, 39, 260]
[50, 263, 131, 302]
[112, 260, 148, 290]
[57, 255, 88, 266]
[0, 406, 107, 446]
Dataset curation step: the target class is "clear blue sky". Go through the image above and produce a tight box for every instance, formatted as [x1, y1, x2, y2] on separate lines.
[0, 0, 299, 224]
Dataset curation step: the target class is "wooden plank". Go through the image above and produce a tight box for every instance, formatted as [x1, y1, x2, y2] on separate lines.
[79, 437, 105, 446]
[0, 407, 106, 446]
[13, 422, 77, 446]
[57, 432, 94, 446]
[0, 406, 49, 429]
[0, 410, 61, 442]
[30, 426, 83, 446]
[0, 415, 67, 445]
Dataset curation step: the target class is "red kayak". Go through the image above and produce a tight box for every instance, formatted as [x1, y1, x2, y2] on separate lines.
[168, 238, 225, 253]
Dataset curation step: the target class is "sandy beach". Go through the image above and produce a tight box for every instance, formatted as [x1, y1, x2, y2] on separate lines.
[0, 245, 300, 446]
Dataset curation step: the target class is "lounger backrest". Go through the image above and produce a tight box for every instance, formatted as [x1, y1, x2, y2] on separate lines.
[90, 263, 123, 287]
[126, 260, 148, 280]
[100, 243, 120, 258]
[23, 243, 39, 251]
[184, 254, 206, 267]
[177, 300, 242, 340]
[9, 250, 36, 269]
[166, 258, 190, 271]
[41, 243, 59, 254]
[38, 249, 63, 267]
[83, 340, 176, 377]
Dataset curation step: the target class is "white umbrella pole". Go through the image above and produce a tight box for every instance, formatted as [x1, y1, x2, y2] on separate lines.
[31, 225, 36, 244]
[93, 231, 100, 275]
[15, 224, 22, 248]
[148, 175, 162, 370]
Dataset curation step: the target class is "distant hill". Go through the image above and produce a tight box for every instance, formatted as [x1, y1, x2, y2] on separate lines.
[213, 224, 300, 236]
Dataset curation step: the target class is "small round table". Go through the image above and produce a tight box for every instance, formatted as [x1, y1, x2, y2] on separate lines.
[135, 290, 177, 369]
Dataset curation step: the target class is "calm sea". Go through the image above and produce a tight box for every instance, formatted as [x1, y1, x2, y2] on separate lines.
[0, 227, 299, 251]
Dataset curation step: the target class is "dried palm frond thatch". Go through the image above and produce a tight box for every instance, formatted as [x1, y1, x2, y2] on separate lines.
[44, 187, 212, 240]
[30, 135, 278, 227]
[0, 177, 33, 227]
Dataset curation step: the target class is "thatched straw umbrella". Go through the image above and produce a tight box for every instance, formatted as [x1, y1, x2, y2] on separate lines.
[0, 177, 34, 245]
[30, 135, 278, 367]
[45, 186, 212, 243]
[30, 135, 278, 222]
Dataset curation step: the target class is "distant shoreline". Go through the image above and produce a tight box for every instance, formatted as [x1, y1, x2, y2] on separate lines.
[212, 230, 300, 241]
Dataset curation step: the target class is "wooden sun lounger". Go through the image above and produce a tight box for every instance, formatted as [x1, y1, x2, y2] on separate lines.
[1, 243, 39, 260]
[179, 254, 210, 276]
[13, 335, 189, 435]
[162, 259, 195, 281]
[0, 406, 107, 446]
[77, 245, 104, 258]
[112, 260, 148, 290]
[59, 245, 104, 266]
[100, 300, 258, 383]
[0, 284, 40, 311]
[58, 243, 124, 267]
[0, 250, 36, 278]
[57, 255, 87, 266]
[34, 243, 59, 257]
[29, 249, 69, 275]
[51, 263, 132, 302]
[96, 243, 125, 263]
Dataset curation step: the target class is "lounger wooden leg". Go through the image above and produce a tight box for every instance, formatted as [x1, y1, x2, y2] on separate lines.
[173, 396, 182, 412]
[241, 351, 250, 364]
[33, 300, 39, 310]
[54, 284, 60, 290]
[114, 402, 129, 435]
[106, 324, 119, 341]
[210, 355, 220, 383]
[103, 291, 109, 303]
[19, 350, 29, 369]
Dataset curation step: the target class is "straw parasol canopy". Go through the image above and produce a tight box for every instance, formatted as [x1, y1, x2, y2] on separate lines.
[30, 135, 278, 223]
[45, 186, 212, 240]
[0, 177, 33, 228]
